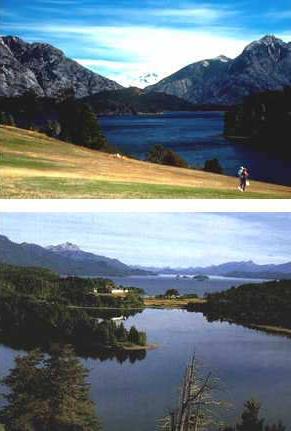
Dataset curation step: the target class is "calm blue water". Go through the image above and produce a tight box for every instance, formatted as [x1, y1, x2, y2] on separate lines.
[111, 274, 267, 297]
[100, 112, 291, 186]
[2, 310, 291, 431]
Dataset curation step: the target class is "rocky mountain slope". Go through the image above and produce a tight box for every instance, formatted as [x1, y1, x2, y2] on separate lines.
[146, 35, 291, 105]
[0, 235, 147, 276]
[0, 36, 122, 98]
[46, 242, 134, 273]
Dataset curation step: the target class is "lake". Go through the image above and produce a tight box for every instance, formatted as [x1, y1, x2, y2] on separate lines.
[111, 274, 267, 297]
[1, 308, 291, 430]
[100, 112, 291, 186]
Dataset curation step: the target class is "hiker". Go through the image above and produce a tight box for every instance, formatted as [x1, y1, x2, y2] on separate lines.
[238, 166, 249, 192]
[238, 166, 244, 191]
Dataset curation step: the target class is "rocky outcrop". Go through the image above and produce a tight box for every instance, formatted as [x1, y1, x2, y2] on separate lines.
[0, 36, 122, 98]
[146, 36, 291, 105]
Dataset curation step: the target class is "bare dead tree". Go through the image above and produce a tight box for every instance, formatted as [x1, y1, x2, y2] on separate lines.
[159, 355, 228, 431]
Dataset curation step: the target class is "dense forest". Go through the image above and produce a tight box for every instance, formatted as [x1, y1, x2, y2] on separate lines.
[224, 87, 291, 155]
[187, 279, 291, 331]
[0, 92, 114, 152]
[0, 264, 147, 356]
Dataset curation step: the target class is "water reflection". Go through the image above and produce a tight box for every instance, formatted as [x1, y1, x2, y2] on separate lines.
[0, 307, 147, 363]
[1, 309, 291, 431]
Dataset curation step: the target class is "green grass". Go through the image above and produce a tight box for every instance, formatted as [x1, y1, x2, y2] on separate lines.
[0, 153, 67, 170]
[1, 176, 288, 199]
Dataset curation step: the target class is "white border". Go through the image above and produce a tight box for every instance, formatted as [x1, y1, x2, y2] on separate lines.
[1, 199, 291, 212]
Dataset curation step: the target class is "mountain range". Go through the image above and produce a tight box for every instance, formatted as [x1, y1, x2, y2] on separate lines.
[0, 235, 148, 276]
[2, 34, 291, 107]
[136, 260, 291, 279]
[146, 35, 291, 105]
[0, 36, 122, 98]
[0, 234, 290, 279]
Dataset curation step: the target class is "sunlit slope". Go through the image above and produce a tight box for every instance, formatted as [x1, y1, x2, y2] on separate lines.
[1, 126, 290, 198]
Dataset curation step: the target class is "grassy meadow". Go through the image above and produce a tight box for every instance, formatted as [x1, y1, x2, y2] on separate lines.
[1, 126, 291, 199]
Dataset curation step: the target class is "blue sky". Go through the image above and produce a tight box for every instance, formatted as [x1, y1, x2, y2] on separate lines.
[0, 213, 290, 266]
[2, 0, 291, 86]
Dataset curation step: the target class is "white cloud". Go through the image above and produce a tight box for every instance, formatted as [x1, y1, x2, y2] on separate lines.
[151, 6, 238, 23]
[14, 24, 251, 85]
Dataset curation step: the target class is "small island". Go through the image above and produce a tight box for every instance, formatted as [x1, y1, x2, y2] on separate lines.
[192, 274, 209, 281]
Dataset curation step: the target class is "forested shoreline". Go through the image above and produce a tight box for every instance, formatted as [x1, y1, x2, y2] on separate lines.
[224, 87, 291, 155]
[0, 93, 113, 152]
[187, 279, 291, 334]
[0, 264, 147, 357]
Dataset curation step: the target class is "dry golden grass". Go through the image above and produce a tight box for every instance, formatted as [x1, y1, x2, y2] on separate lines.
[1, 126, 291, 198]
[144, 297, 206, 308]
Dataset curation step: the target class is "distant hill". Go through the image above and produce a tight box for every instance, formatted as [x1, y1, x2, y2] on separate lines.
[200, 260, 291, 279]
[83, 87, 196, 114]
[138, 260, 291, 279]
[0, 35, 122, 98]
[146, 35, 291, 105]
[0, 235, 148, 276]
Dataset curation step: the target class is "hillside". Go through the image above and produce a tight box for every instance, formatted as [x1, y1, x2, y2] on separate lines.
[0, 235, 147, 276]
[1, 126, 290, 198]
[83, 87, 195, 114]
[146, 35, 291, 105]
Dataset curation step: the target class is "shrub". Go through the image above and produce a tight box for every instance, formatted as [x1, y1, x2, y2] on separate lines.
[204, 158, 223, 174]
[147, 144, 188, 168]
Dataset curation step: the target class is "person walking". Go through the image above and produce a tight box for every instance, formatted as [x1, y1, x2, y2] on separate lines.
[238, 166, 244, 191]
[238, 166, 249, 192]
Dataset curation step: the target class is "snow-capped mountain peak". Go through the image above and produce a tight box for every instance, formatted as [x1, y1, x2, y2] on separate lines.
[215, 55, 231, 62]
[46, 242, 81, 252]
[130, 72, 160, 88]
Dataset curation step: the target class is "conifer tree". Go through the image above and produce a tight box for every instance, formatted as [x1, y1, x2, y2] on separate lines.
[0, 349, 48, 430]
[237, 399, 264, 431]
[44, 345, 101, 430]
[0, 112, 7, 125]
[0, 345, 101, 431]
[128, 326, 140, 344]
